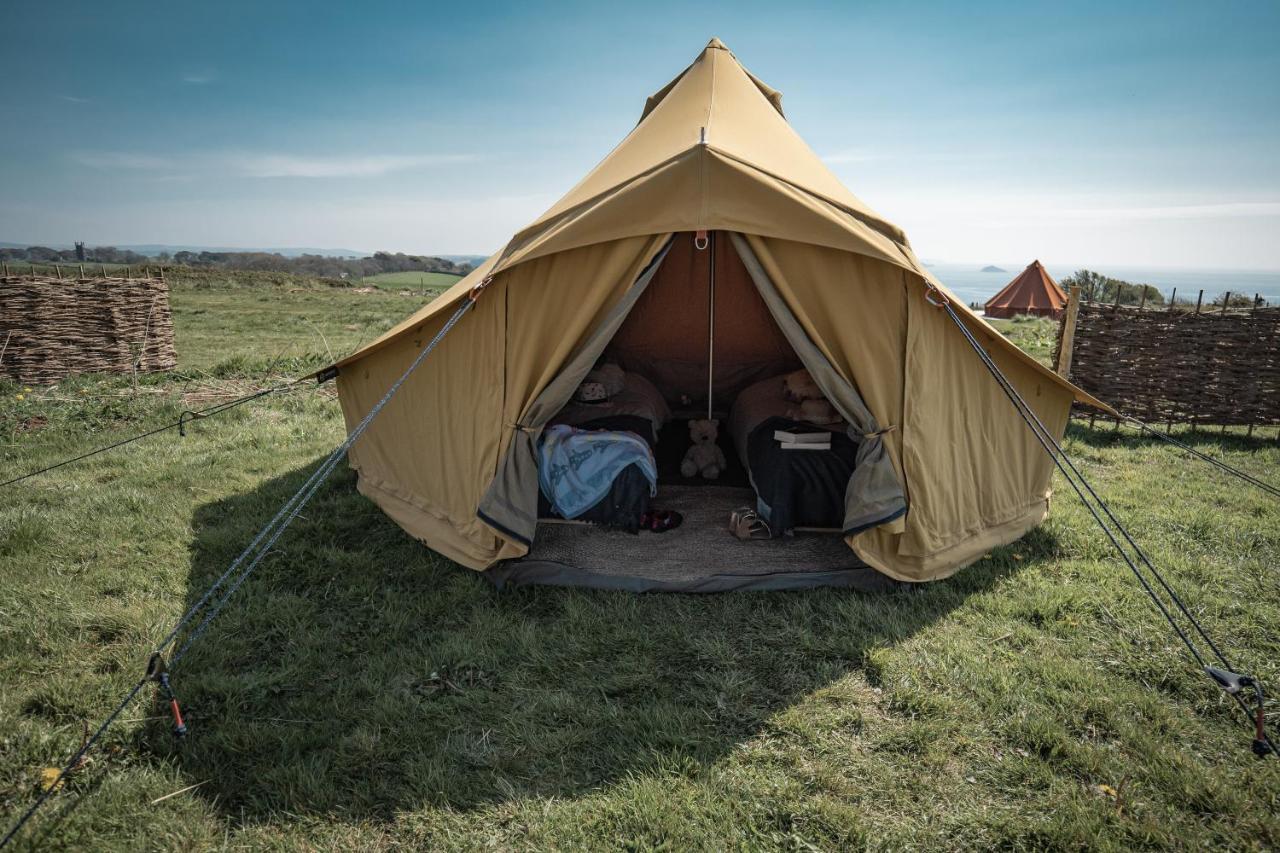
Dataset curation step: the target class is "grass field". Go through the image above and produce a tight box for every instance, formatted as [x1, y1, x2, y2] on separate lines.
[1, 284, 1278, 850]
[362, 270, 465, 290]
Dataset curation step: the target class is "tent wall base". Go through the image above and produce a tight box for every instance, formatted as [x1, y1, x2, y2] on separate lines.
[484, 560, 903, 593]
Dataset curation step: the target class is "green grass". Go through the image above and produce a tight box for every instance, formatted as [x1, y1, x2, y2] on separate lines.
[1, 283, 1278, 849]
[167, 282, 426, 373]
[362, 270, 464, 290]
[986, 315, 1060, 367]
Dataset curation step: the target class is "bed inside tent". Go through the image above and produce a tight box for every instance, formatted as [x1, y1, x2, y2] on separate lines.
[492, 230, 900, 592]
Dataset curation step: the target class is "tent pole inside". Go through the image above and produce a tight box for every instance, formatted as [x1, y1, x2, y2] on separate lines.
[707, 231, 716, 419]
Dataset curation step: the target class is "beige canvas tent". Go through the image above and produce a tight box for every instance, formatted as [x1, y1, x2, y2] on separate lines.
[325, 39, 1111, 589]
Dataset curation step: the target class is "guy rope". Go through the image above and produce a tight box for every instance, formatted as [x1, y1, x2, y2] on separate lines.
[1121, 416, 1280, 500]
[924, 281, 1274, 759]
[0, 287, 486, 849]
[1, 378, 310, 489]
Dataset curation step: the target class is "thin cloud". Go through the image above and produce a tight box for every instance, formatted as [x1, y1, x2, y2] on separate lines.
[69, 149, 477, 178]
[72, 151, 174, 170]
[182, 71, 216, 84]
[59, 94, 88, 103]
[1058, 201, 1280, 221]
[232, 153, 477, 178]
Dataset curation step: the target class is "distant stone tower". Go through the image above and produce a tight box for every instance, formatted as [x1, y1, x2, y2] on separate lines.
[74, 241, 86, 262]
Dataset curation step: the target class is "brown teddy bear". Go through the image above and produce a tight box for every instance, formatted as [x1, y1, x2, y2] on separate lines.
[680, 418, 726, 479]
[782, 368, 842, 425]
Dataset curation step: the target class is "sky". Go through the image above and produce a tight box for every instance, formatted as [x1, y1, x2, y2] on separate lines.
[2, 1, 1278, 269]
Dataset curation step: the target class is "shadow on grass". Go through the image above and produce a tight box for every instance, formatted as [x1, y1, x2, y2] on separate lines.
[154, 459, 1053, 824]
[1066, 419, 1280, 454]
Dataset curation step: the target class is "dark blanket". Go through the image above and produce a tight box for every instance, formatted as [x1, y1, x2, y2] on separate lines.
[536, 416, 655, 531]
[537, 463, 652, 532]
[746, 416, 857, 533]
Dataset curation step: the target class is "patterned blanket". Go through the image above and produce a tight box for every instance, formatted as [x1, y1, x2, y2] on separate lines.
[537, 424, 657, 519]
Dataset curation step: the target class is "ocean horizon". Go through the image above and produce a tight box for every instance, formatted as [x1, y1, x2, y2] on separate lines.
[927, 262, 1280, 307]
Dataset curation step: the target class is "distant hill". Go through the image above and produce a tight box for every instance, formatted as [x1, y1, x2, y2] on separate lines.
[1, 242, 474, 279]
[0, 241, 367, 258]
[981, 265, 1006, 273]
[436, 254, 490, 267]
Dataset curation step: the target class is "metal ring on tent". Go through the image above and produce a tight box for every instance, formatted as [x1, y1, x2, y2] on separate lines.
[923, 283, 947, 309]
[469, 275, 494, 302]
[693, 230, 709, 251]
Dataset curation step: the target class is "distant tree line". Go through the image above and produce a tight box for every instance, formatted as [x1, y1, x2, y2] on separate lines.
[2, 245, 151, 265]
[1059, 269, 1164, 306]
[0, 245, 472, 279]
[1059, 269, 1267, 309]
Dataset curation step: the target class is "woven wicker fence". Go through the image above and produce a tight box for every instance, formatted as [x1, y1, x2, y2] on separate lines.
[1053, 302, 1280, 427]
[0, 275, 177, 385]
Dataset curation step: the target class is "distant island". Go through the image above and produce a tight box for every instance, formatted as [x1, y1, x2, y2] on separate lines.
[981, 265, 1006, 273]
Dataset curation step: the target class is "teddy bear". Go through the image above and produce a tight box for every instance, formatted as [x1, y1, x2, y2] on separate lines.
[782, 368, 842, 425]
[680, 418, 726, 479]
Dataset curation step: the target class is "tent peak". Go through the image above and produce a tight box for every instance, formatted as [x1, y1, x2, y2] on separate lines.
[705, 37, 729, 50]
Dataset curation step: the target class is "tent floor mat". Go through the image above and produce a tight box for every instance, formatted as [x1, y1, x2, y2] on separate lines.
[491, 485, 900, 593]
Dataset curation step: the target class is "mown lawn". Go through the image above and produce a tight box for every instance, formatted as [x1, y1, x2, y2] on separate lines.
[1, 282, 1278, 850]
[362, 270, 465, 291]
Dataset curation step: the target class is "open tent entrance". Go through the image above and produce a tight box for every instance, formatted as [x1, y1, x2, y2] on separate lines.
[483, 231, 904, 592]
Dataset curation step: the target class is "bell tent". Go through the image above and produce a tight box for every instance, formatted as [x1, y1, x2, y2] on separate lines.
[324, 39, 1110, 590]
[984, 260, 1069, 319]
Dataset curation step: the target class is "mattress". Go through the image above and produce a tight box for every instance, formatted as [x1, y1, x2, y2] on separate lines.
[726, 374, 845, 466]
[549, 371, 671, 444]
[727, 375, 855, 533]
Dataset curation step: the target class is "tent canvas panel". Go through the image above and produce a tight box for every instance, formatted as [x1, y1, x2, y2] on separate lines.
[736, 235, 1073, 581]
[479, 235, 673, 554]
[337, 281, 508, 568]
[606, 231, 801, 405]
[891, 278, 1072, 566]
[340, 235, 670, 569]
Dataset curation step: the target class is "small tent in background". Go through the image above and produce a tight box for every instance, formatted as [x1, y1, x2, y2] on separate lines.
[984, 260, 1068, 319]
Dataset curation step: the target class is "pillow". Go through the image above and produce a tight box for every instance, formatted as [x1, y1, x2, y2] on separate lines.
[574, 363, 626, 403]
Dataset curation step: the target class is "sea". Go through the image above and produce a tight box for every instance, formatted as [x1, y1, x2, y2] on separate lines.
[928, 263, 1280, 308]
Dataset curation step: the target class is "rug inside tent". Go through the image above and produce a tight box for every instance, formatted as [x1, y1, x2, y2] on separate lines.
[490, 485, 900, 592]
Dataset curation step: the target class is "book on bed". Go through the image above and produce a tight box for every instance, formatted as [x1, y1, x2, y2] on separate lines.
[780, 440, 831, 450]
[774, 426, 831, 445]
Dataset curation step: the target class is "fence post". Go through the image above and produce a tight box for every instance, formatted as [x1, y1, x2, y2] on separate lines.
[1195, 290, 1204, 313]
[1221, 292, 1230, 314]
[1138, 287, 1148, 311]
[1057, 285, 1081, 379]
[1169, 287, 1176, 311]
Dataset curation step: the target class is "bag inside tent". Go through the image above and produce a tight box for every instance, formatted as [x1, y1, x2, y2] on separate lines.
[497, 229, 899, 592]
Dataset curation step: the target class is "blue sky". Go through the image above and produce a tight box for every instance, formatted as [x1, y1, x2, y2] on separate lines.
[2, 1, 1277, 268]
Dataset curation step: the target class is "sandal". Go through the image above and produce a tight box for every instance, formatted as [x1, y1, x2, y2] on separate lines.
[640, 509, 683, 533]
[730, 507, 771, 540]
